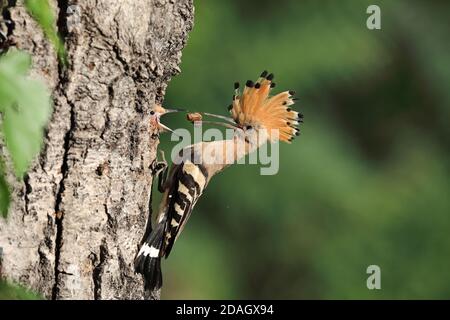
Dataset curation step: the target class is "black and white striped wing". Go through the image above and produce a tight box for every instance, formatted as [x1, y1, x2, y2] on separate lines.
[163, 160, 209, 258]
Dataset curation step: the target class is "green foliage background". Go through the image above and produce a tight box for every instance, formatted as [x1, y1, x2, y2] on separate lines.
[158, 0, 450, 299]
[1, 0, 449, 299]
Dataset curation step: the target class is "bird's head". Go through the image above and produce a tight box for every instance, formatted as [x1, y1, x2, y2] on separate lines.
[190, 71, 303, 147]
[150, 104, 185, 134]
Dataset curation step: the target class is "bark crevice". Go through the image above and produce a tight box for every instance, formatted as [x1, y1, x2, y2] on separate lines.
[56, 0, 69, 42]
[51, 95, 75, 299]
[91, 240, 108, 300]
[22, 174, 31, 221]
[0, 0, 16, 43]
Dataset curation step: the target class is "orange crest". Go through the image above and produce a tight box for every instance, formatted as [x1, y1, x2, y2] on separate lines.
[230, 71, 302, 143]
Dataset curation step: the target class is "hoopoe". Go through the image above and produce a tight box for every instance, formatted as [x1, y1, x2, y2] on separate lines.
[149, 104, 184, 135]
[134, 71, 303, 292]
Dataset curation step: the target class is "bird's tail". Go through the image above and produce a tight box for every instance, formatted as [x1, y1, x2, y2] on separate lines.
[134, 218, 166, 291]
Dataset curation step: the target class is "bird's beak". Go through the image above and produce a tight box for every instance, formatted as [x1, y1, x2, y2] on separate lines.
[154, 106, 185, 135]
[158, 122, 183, 139]
[162, 108, 185, 115]
[158, 122, 175, 133]
[193, 112, 238, 129]
[202, 112, 236, 124]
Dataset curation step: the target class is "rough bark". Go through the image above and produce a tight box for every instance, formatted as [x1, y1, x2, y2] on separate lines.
[0, 0, 193, 299]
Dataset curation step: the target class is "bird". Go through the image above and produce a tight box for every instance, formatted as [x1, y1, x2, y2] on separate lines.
[134, 71, 303, 293]
[149, 104, 184, 135]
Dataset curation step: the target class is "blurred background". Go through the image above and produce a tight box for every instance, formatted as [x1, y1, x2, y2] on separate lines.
[1, 0, 449, 300]
[157, 0, 450, 299]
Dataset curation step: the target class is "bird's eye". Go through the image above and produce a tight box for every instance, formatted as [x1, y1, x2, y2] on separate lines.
[150, 111, 155, 115]
[246, 125, 252, 130]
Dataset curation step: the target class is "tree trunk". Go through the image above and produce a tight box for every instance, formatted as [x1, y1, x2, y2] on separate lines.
[0, 0, 194, 300]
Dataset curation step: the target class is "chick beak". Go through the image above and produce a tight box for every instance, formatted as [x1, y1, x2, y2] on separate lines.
[156, 107, 185, 137]
[163, 108, 185, 114]
[158, 122, 175, 134]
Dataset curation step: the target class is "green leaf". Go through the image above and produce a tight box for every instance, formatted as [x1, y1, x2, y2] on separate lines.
[0, 279, 43, 299]
[24, 0, 67, 66]
[0, 50, 32, 112]
[2, 80, 51, 178]
[0, 50, 52, 178]
[0, 50, 31, 76]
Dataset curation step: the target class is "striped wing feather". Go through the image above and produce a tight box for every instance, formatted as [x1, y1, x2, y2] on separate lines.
[163, 160, 208, 258]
